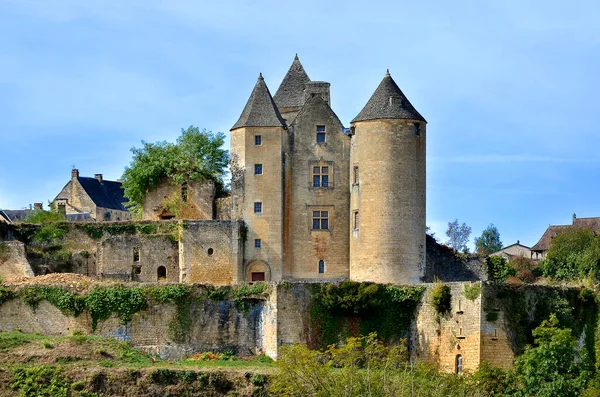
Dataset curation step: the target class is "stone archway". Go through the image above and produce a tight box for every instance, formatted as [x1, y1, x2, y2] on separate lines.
[245, 260, 271, 282]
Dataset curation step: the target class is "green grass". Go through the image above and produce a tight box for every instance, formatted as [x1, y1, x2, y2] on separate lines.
[0, 330, 49, 352]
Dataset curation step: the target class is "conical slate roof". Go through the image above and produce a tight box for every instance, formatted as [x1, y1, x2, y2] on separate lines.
[231, 74, 286, 130]
[273, 54, 311, 109]
[352, 70, 426, 123]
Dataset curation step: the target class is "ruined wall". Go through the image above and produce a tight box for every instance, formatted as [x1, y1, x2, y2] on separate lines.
[0, 241, 34, 280]
[180, 220, 242, 285]
[423, 235, 487, 282]
[215, 197, 232, 220]
[142, 178, 215, 221]
[98, 234, 179, 282]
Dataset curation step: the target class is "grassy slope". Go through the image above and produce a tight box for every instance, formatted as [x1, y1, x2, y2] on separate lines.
[0, 331, 273, 396]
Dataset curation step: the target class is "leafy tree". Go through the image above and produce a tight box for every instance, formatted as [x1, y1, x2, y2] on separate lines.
[446, 219, 472, 253]
[121, 126, 229, 215]
[513, 314, 592, 397]
[542, 228, 600, 280]
[486, 256, 516, 282]
[474, 224, 502, 255]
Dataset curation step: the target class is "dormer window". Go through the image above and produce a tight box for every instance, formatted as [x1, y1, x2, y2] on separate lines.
[316, 126, 326, 143]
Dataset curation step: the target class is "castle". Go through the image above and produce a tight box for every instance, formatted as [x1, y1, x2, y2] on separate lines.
[230, 55, 426, 284]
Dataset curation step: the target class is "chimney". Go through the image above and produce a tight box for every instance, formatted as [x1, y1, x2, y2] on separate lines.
[34, 203, 43, 211]
[304, 81, 331, 105]
[95, 174, 103, 183]
[72, 169, 79, 180]
[573, 213, 577, 224]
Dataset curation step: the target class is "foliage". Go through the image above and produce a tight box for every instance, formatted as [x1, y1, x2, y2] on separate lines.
[19, 286, 85, 316]
[487, 255, 516, 282]
[430, 282, 452, 316]
[33, 223, 68, 243]
[232, 283, 268, 312]
[474, 224, 503, 255]
[309, 282, 425, 347]
[513, 314, 592, 397]
[446, 219, 472, 253]
[121, 126, 229, 215]
[0, 277, 14, 305]
[24, 210, 66, 224]
[207, 286, 230, 301]
[160, 191, 198, 219]
[11, 365, 71, 397]
[84, 286, 148, 331]
[511, 255, 537, 283]
[270, 333, 481, 397]
[542, 227, 600, 280]
[464, 282, 481, 301]
[77, 222, 177, 240]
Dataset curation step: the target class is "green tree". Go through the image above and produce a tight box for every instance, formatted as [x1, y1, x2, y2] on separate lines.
[121, 126, 229, 215]
[513, 314, 592, 397]
[446, 219, 472, 253]
[474, 224, 502, 255]
[542, 228, 600, 280]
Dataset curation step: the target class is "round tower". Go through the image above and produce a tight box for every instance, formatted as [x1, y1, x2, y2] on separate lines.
[349, 70, 426, 284]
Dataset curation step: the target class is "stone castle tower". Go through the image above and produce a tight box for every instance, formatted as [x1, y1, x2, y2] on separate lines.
[231, 56, 426, 284]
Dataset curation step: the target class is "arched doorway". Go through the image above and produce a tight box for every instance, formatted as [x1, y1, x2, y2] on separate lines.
[157, 266, 167, 282]
[246, 260, 271, 282]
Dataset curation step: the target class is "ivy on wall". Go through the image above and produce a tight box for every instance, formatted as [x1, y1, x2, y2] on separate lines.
[308, 281, 425, 348]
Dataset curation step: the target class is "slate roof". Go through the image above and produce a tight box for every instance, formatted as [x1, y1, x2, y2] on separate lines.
[531, 225, 571, 252]
[573, 217, 600, 231]
[0, 209, 31, 223]
[352, 70, 426, 123]
[66, 212, 94, 222]
[77, 177, 128, 211]
[231, 74, 286, 130]
[273, 55, 311, 109]
[290, 94, 344, 131]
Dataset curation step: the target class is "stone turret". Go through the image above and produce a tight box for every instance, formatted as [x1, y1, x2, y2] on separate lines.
[231, 74, 287, 282]
[349, 70, 426, 284]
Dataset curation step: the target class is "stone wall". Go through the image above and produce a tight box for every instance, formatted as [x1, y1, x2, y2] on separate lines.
[142, 178, 215, 221]
[0, 241, 34, 281]
[423, 234, 487, 282]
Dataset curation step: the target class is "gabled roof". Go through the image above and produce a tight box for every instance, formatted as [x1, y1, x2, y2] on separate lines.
[290, 94, 344, 131]
[531, 225, 570, 252]
[352, 70, 426, 123]
[231, 74, 286, 130]
[77, 177, 128, 211]
[573, 217, 600, 231]
[273, 55, 311, 109]
[0, 209, 31, 223]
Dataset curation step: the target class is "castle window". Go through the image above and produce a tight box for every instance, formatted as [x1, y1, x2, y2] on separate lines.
[133, 246, 140, 262]
[456, 355, 463, 374]
[316, 125, 326, 143]
[312, 210, 329, 230]
[413, 122, 421, 136]
[255, 164, 263, 175]
[181, 182, 188, 202]
[254, 202, 262, 214]
[353, 166, 359, 185]
[255, 239, 261, 248]
[312, 165, 329, 187]
[255, 135, 262, 145]
[354, 211, 359, 230]
[318, 260, 325, 274]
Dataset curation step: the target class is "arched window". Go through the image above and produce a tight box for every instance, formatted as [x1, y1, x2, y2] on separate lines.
[157, 266, 167, 281]
[456, 354, 463, 374]
[318, 260, 325, 274]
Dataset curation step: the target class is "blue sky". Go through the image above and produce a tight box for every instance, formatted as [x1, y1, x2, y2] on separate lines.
[1, 0, 599, 249]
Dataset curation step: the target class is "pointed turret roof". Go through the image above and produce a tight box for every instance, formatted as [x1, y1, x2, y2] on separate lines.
[352, 70, 426, 123]
[273, 54, 311, 109]
[231, 73, 286, 130]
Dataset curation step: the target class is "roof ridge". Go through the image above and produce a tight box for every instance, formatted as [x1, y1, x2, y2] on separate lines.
[352, 70, 426, 123]
[273, 55, 311, 109]
[291, 94, 344, 130]
[231, 74, 285, 130]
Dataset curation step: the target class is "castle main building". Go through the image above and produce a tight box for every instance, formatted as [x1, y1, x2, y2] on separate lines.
[231, 56, 426, 284]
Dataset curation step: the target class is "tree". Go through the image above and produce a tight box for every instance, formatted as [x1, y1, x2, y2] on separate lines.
[122, 126, 229, 215]
[513, 314, 592, 397]
[446, 219, 471, 253]
[542, 227, 600, 280]
[474, 224, 502, 255]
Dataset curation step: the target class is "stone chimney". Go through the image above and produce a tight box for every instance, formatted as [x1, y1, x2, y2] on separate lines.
[71, 169, 79, 180]
[304, 81, 331, 105]
[33, 203, 43, 211]
[95, 174, 103, 183]
[573, 213, 577, 224]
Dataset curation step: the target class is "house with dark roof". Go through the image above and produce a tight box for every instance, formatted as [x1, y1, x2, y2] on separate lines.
[52, 169, 131, 222]
[531, 213, 600, 260]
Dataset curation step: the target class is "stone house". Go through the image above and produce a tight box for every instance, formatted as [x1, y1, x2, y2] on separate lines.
[531, 213, 600, 260]
[141, 178, 216, 221]
[489, 241, 532, 261]
[52, 169, 131, 222]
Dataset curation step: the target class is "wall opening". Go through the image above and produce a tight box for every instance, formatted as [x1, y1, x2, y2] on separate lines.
[133, 246, 140, 262]
[157, 266, 167, 281]
[251, 272, 265, 281]
[207, 248, 214, 256]
[456, 355, 463, 374]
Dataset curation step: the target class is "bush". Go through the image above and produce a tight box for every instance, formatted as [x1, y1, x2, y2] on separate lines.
[430, 282, 452, 316]
[542, 228, 600, 280]
[487, 255, 516, 282]
[463, 283, 481, 301]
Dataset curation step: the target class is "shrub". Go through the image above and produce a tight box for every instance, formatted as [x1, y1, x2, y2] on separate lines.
[463, 283, 481, 301]
[430, 282, 452, 316]
[487, 255, 516, 282]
